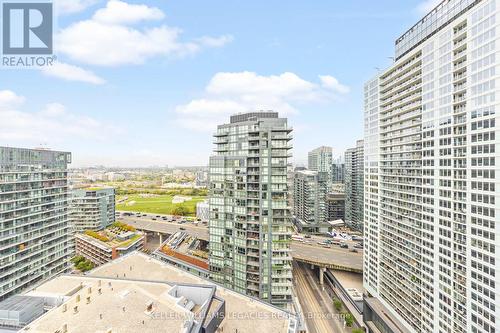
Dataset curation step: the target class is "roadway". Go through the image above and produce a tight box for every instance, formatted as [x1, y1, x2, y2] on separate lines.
[293, 261, 349, 333]
[119, 212, 363, 272]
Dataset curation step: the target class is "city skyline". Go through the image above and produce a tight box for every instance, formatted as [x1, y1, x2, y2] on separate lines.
[1, 0, 441, 167]
[1, 1, 500, 332]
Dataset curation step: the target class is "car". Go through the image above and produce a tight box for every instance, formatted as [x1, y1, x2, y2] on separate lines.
[354, 243, 364, 249]
[152, 218, 157, 221]
[350, 248, 358, 253]
[304, 235, 311, 239]
[180, 227, 186, 231]
[322, 244, 331, 248]
[340, 243, 348, 249]
[156, 215, 160, 218]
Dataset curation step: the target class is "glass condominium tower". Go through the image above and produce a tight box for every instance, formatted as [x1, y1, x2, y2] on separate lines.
[208, 112, 293, 306]
[0, 147, 72, 301]
[364, 1, 500, 332]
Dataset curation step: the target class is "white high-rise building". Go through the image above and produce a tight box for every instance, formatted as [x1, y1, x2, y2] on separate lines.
[308, 146, 333, 176]
[292, 170, 329, 233]
[345, 140, 364, 231]
[363, 1, 500, 333]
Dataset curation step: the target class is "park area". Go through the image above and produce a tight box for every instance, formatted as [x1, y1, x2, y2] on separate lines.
[116, 194, 206, 216]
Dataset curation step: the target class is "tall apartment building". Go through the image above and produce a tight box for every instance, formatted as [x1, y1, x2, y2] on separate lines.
[0, 147, 72, 301]
[208, 112, 293, 306]
[326, 191, 345, 222]
[70, 187, 115, 232]
[345, 140, 364, 231]
[332, 157, 346, 183]
[363, 1, 500, 332]
[292, 170, 329, 233]
[308, 146, 333, 179]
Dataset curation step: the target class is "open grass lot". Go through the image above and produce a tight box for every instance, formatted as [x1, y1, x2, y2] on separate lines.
[116, 194, 206, 216]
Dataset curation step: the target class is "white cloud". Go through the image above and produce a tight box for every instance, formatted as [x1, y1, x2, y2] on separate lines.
[175, 71, 349, 132]
[0, 90, 119, 143]
[319, 75, 350, 94]
[92, 0, 164, 25]
[0, 90, 25, 110]
[57, 1, 232, 66]
[56, 0, 100, 15]
[196, 35, 234, 48]
[41, 62, 106, 85]
[415, 0, 442, 15]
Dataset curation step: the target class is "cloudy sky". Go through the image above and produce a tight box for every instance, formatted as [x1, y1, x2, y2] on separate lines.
[0, 0, 441, 167]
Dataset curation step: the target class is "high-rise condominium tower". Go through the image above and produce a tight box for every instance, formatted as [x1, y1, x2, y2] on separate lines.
[308, 146, 333, 179]
[208, 112, 293, 306]
[345, 140, 364, 231]
[70, 187, 115, 232]
[332, 156, 346, 183]
[292, 170, 329, 233]
[363, 1, 499, 332]
[0, 147, 72, 301]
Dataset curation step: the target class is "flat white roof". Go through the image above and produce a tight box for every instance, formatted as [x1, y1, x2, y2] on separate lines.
[25, 253, 295, 333]
[90, 253, 295, 333]
[25, 276, 192, 333]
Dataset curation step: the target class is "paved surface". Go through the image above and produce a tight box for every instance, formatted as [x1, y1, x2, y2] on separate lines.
[119, 213, 363, 272]
[293, 261, 348, 333]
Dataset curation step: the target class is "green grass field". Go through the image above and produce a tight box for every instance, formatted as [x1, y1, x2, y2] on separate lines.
[116, 194, 206, 216]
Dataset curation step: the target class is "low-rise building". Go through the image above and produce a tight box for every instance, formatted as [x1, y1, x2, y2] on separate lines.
[75, 225, 144, 265]
[195, 200, 209, 222]
[70, 187, 115, 232]
[12, 252, 300, 333]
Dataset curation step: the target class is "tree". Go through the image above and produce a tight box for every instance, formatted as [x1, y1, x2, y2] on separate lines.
[71, 255, 85, 265]
[333, 299, 343, 312]
[171, 204, 189, 216]
[352, 328, 364, 333]
[344, 313, 354, 327]
[75, 259, 94, 272]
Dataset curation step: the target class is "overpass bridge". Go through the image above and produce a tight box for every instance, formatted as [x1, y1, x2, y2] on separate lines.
[120, 216, 363, 276]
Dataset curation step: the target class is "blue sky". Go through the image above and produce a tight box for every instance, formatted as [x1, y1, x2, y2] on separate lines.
[0, 0, 439, 167]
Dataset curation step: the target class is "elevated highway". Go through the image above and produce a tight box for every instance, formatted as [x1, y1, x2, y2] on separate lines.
[120, 214, 363, 274]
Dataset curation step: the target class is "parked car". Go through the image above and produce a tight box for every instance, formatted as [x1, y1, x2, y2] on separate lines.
[340, 243, 348, 249]
[304, 235, 311, 239]
[354, 243, 364, 249]
[180, 227, 186, 231]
